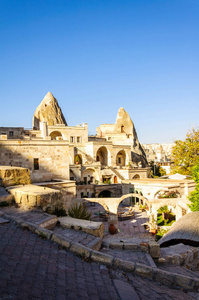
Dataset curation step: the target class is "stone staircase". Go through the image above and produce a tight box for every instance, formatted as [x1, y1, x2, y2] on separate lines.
[108, 166, 125, 180]
[0, 206, 102, 250]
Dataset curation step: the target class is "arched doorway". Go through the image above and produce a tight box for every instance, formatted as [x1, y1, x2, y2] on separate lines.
[74, 154, 82, 165]
[98, 190, 112, 198]
[116, 150, 126, 166]
[82, 168, 98, 184]
[133, 174, 140, 179]
[114, 176, 118, 184]
[96, 146, 108, 166]
[49, 131, 62, 140]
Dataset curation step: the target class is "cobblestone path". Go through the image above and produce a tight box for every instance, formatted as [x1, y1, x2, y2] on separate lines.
[0, 221, 198, 300]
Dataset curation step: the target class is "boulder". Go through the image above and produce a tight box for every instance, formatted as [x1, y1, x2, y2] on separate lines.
[0, 166, 31, 187]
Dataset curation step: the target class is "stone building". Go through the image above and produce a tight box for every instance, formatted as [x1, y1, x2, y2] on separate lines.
[142, 143, 174, 174]
[0, 92, 150, 184]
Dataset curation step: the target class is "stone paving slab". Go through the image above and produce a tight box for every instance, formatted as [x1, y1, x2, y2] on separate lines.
[0, 217, 9, 224]
[113, 279, 140, 300]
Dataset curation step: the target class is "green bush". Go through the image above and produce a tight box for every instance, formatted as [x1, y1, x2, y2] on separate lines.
[68, 203, 91, 220]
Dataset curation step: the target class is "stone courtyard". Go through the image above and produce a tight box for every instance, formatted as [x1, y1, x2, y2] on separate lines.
[1, 217, 199, 300]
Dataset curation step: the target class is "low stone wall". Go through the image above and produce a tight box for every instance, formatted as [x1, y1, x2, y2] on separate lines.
[103, 240, 160, 258]
[0, 166, 31, 187]
[159, 243, 198, 266]
[58, 216, 104, 238]
[7, 184, 64, 212]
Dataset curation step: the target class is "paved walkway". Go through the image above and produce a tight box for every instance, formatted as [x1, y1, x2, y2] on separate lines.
[0, 221, 198, 300]
[89, 203, 151, 238]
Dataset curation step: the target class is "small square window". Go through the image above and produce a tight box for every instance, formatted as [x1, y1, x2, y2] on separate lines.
[34, 158, 39, 170]
[9, 131, 13, 136]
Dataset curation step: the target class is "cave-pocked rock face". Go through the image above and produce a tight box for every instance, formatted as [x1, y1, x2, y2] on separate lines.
[32, 92, 67, 129]
[115, 107, 148, 166]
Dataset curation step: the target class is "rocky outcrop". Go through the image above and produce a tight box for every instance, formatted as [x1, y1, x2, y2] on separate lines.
[33, 92, 67, 130]
[115, 108, 148, 166]
[7, 184, 64, 212]
[0, 166, 31, 187]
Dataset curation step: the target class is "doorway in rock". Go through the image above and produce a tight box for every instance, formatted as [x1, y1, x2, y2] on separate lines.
[98, 190, 112, 198]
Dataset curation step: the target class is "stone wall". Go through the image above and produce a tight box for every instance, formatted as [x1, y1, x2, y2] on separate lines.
[0, 140, 70, 182]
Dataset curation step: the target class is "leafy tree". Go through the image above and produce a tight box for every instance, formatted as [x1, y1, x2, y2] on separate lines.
[150, 161, 166, 177]
[171, 128, 199, 175]
[188, 185, 199, 211]
[188, 162, 199, 211]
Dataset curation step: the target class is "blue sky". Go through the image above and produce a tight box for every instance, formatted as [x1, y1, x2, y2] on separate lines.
[0, 0, 198, 143]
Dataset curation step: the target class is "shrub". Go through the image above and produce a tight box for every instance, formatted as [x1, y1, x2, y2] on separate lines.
[52, 205, 67, 217]
[68, 203, 91, 220]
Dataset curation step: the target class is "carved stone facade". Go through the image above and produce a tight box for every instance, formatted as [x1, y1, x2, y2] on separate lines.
[0, 92, 150, 184]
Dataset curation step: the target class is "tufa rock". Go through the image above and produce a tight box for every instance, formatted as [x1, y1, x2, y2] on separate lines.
[33, 92, 67, 129]
[115, 107, 148, 166]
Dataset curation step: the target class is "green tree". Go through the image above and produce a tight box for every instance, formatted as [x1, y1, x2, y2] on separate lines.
[150, 161, 166, 177]
[171, 128, 199, 175]
[188, 162, 199, 211]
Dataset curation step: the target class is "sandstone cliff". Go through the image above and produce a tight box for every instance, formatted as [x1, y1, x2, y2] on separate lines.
[33, 92, 67, 130]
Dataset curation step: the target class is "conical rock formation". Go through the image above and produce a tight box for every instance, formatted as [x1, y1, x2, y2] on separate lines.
[33, 92, 67, 130]
[115, 107, 148, 166]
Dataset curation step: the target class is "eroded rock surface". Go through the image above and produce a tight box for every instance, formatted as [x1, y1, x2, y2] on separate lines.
[0, 166, 31, 187]
[115, 107, 148, 166]
[33, 92, 67, 129]
[7, 184, 63, 212]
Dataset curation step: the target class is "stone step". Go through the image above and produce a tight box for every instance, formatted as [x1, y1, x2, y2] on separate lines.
[58, 216, 104, 238]
[100, 247, 155, 267]
[0, 206, 57, 229]
[53, 227, 102, 250]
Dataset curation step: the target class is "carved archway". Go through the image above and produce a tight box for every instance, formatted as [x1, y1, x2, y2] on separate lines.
[49, 131, 62, 140]
[98, 190, 112, 198]
[116, 150, 126, 166]
[96, 146, 108, 166]
[74, 154, 82, 165]
[120, 193, 150, 208]
[82, 167, 99, 183]
[133, 174, 140, 179]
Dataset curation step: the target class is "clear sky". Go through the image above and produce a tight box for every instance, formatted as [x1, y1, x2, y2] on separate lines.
[0, 0, 198, 144]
